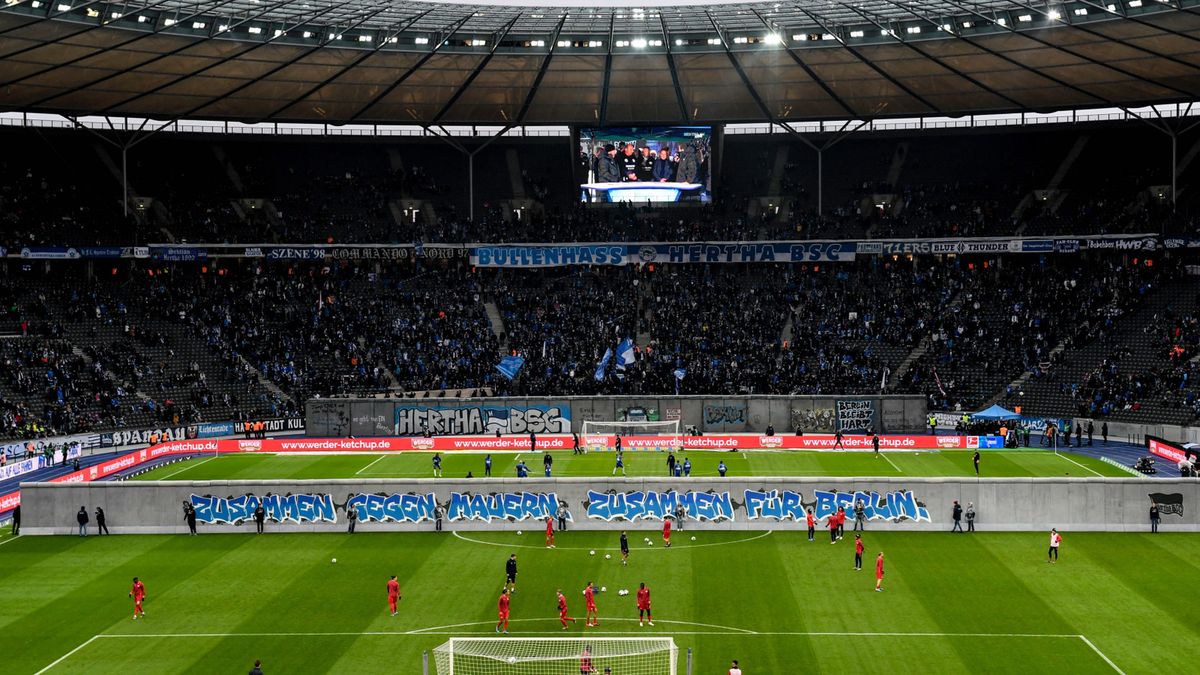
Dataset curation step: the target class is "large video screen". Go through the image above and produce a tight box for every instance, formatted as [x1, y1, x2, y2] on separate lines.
[579, 126, 712, 204]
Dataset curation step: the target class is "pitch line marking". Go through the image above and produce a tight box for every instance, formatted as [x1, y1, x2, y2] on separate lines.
[451, 529, 774, 551]
[880, 452, 903, 473]
[404, 617, 757, 635]
[35, 635, 100, 674]
[1055, 453, 1105, 477]
[0, 533, 22, 547]
[355, 455, 388, 475]
[1077, 635, 1125, 674]
[160, 457, 216, 479]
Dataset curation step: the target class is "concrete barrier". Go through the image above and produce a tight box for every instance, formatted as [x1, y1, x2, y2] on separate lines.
[18, 477, 1199, 534]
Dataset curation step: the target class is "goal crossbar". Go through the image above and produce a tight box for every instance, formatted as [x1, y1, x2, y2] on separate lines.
[433, 636, 678, 674]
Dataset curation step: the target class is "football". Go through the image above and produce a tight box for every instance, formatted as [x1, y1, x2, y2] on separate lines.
[600, 586, 606, 592]
[507, 657, 517, 664]
[590, 550, 596, 555]
[516, 531, 522, 535]
[691, 536, 697, 541]
[604, 554, 611, 559]
[331, 558, 337, 564]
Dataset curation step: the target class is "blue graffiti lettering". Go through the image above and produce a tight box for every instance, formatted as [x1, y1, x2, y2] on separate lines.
[190, 493, 337, 524]
[347, 493, 438, 523]
[586, 490, 733, 522]
[812, 489, 930, 523]
[446, 492, 560, 523]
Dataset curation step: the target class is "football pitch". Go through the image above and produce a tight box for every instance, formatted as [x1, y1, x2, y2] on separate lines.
[131, 448, 1131, 482]
[2, 528, 1197, 674]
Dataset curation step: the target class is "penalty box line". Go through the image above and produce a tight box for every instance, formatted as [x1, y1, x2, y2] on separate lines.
[38, 631, 1122, 673]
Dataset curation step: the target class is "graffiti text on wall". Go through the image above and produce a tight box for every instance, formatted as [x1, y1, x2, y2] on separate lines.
[585, 490, 734, 522]
[394, 405, 570, 435]
[447, 491, 563, 523]
[190, 493, 336, 524]
[347, 492, 438, 523]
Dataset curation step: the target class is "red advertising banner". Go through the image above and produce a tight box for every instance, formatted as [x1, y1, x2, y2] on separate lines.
[1147, 436, 1189, 463]
[1, 434, 989, 512]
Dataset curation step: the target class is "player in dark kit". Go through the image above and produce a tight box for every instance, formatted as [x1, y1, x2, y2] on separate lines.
[973, 450, 981, 476]
[387, 575, 401, 616]
[834, 428, 845, 450]
[505, 554, 518, 593]
[129, 577, 146, 619]
[620, 531, 630, 565]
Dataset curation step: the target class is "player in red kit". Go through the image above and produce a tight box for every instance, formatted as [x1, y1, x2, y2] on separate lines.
[387, 575, 401, 616]
[557, 589, 577, 629]
[806, 508, 815, 541]
[662, 517, 672, 548]
[637, 582, 653, 627]
[545, 517, 556, 549]
[496, 589, 511, 633]
[579, 644, 594, 675]
[875, 551, 885, 591]
[584, 581, 599, 627]
[854, 534, 865, 570]
[129, 577, 146, 619]
[828, 511, 838, 544]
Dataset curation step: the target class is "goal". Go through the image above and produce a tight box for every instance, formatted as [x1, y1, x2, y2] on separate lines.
[581, 420, 680, 437]
[431, 637, 679, 675]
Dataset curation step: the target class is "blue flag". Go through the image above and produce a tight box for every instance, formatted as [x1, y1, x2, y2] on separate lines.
[673, 368, 686, 395]
[495, 355, 525, 380]
[615, 338, 635, 379]
[594, 348, 613, 381]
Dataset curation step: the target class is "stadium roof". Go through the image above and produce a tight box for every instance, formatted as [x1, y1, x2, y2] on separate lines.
[1, 0, 1199, 125]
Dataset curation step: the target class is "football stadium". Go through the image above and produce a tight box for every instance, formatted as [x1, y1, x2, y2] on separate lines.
[2, 0, 1200, 672]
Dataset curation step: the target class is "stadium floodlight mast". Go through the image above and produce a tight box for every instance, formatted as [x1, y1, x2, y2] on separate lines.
[427, 637, 684, 675]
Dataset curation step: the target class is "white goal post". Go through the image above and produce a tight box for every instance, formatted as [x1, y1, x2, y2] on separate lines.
[431, 637, 679, 675]
[581, 420, 680, 437]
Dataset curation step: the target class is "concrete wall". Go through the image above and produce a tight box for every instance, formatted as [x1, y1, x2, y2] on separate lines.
[307, 395, 927, 437]
[20, 477, 1199, 535]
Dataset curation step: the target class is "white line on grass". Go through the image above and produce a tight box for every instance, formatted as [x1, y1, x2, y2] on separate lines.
[1054, 452, 1105, 477]
[354, 455, 387, 476]
[1077, 635, 1125, 674]
[35, 635, 100, 674]
[92, 628, 1082, 639]
[452, 529, 774, 551]
[0, 534, 22, 547]
[881, 453, 903, 473]
[159, 457, 215, 479]
[405, 617, 758, 635]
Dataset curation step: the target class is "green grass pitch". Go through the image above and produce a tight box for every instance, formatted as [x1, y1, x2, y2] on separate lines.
[2, 529, 1197, 673]
[4, 448, 1178, 673]
[132, 448, 1132, 482]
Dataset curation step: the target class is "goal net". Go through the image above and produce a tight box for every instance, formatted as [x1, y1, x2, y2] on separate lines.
[581, 420, 680, 437]
[432, 637, 678, 675]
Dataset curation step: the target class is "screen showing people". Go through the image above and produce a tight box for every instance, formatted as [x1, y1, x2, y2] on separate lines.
[579, 126, 712, 204]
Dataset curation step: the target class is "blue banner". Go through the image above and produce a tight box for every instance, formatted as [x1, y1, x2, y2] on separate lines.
[79, 247, 126, 259]
[194, 422, 236, 438]
[473, 245, 627, 267]
[469, 242, 857, 267]
[151, 246, 207, 261]
[20, 247, 80, 259]
[495, 355, 525, 380]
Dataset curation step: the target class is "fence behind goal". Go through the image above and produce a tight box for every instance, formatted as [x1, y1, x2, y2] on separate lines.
[429, 637, 680, 675]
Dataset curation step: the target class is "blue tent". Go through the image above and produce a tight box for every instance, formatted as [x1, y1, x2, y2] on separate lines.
[972, 404, 1020, 420]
